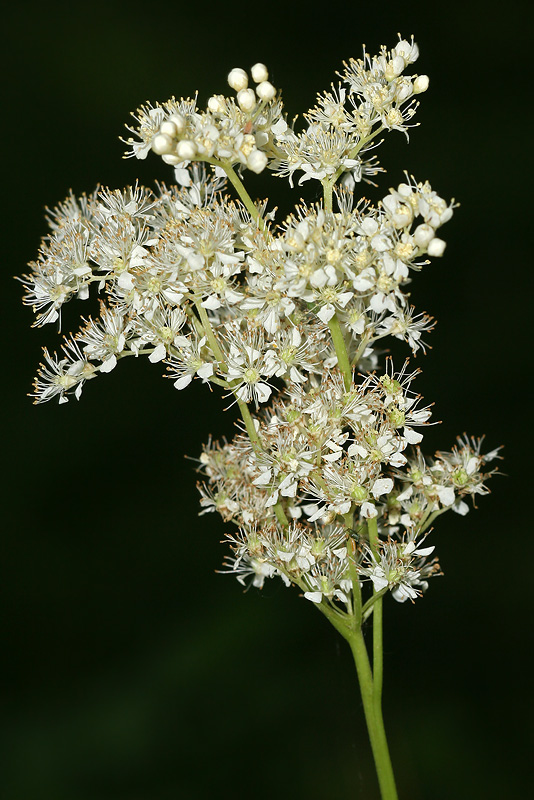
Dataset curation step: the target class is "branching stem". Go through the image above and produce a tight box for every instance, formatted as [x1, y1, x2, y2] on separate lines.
[328, 313, 352, 391]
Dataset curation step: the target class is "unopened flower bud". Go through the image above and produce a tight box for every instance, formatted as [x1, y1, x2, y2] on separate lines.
[176, 140, 196, 160]
[351, 485, 368, 502]
[251, 62, 269, 83]
[168, 114, 186, 133]
[247, 149, 268, 173]
[395, 39, 419, 64]
[228, 68, 248, 92]
[237, 88, 256, 112]
[152, 133, 174, 155]
[160, 120, 178, 138]
[385, 55, 405, 80]
[413, 223, 435, 248]
[208, 96, 224, 113]
[427, 237, 446, 257]
[413, 75, 430, 94]
[161, 153, 181, 165]
[256, 81, 276, 101]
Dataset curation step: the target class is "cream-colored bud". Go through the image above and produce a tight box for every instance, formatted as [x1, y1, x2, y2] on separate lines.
[427, 237, 446, 257]
[161, 153, 181, 165]
[413, 224, 435, 248]
[160, 120, 178, 138]
[208, 96, 224, 113]
[256, 81, 276, 101]
[152, 133, 174, 155]
[247, 149, 268, 173]
[228, 68, 248, 92]
[385, 55, 405, 80]
[176, 140, 196, 160]
[168, 114, 186, 133]
[413, 75, 430, 94]
[251, 62, 268, 83]
[237, 88, 256, 111]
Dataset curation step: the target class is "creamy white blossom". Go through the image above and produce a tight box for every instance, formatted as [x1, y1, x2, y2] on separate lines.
[21, 38, 498, 624]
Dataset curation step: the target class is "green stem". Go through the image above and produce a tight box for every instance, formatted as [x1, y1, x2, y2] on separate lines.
[273, 500, 290, 528]
[351, 333, 371, 368]
[314, 599, 352, 639]
[361, 587, 388, 621]
[328, 313, 352, 390]
[215, 159, 266, 232]
[367, 517, 383, 698]
[347, 628, 399, 800]
[347, 539, 363, 627]
[323, 177, 334, 214]
[236, 396, 262, 448]
[195, 301, 289, 530]
[418, 507, 445, 536]
[373, 592, 384, 702]
[330, 127, 385, 186]
[195, 302, 226, 365]
[195, 301, 262, 453]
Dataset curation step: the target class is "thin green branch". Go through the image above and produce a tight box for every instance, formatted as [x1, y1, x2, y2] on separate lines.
[328, 313, 352, 391]
[209, 158, 266, 232]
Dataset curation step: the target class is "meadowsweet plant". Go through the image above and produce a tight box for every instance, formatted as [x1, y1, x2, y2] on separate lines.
[20, 36, 500, 799]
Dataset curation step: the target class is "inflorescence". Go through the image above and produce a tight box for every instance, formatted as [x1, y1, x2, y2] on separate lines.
[20, 36, 499, 615]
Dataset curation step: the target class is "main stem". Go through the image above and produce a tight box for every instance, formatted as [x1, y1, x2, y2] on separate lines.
[347, 627, 399, 800]
[324, 241, 397, 795]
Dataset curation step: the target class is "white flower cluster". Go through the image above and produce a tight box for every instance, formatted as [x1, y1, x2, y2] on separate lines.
[20, 166, 453, 404]
[199, 369, 498, 603]
[20, 38, 499, 616]
[125, 63, 281, 175]
[270, 36, 429, 186]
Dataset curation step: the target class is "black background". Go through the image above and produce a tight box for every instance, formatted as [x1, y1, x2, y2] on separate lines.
[2, 2, 532, 798]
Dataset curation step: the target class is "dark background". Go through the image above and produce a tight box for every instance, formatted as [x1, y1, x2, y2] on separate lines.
[2, 2, 531, 798]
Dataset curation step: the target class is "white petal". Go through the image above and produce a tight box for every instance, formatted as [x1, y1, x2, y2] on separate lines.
[414, 545, 435, 556]
[466, 457, 478, 475]
[265, 490, 279, 507]
[148, 342, 167, 363]
[404, 427, 423, 444]
[310, 268, 328, 288]
[255, 383, 272, 403]
[317, 303, 336, 323]
[333, 547, 347, 559]
[370, 574, 388, 592]
[371, 478, 394, 498]
[437, 486, 455, 506]
[304, 591, 323, 604]
[99, 355, 117, 373]
[396, 486, 413, 502]
[253, 470, 272, 486]
[361, 501, 378, 518]
[361, 218, 378, 235]
[201, 295, 221, 310]
[197, 363, 214, 379]
[277, 550, 294, 563]
[452, 500, 470, 516]
[323, 451, 343, 462]
[117, 272, 135, 290]
[174, 167, 192, 186]
[174, 374, 192, 390]
[337, 291, 354, 308]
